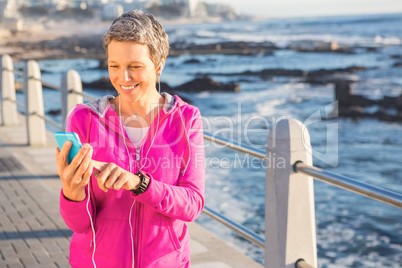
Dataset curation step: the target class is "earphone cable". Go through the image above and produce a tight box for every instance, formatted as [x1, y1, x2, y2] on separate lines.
[119, 96, 136, 268]
[87, 183, 97, 268]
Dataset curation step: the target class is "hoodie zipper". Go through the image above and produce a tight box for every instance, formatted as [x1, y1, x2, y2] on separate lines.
[135, 148, 141, 162]
[120, 97, 180, 267]
[134, 146, 143, 268]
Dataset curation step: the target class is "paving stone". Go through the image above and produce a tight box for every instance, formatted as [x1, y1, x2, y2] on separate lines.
[11, 240, 31, 255]
[55, 238, 70, 250]
[15, 222, 31, 233]
[1, 245, 17, 259]
[24, 238, 41, 249]
[5, 262, 24, 268]
[54, 259, 70, 268]
[44, 244, 62, 255]
[32, 250, 52, 265]
[19, 255, 38, 267]
[0, 214, 13, 228]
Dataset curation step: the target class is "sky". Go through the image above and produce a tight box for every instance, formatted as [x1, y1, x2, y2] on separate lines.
[204, 0, 402, 18]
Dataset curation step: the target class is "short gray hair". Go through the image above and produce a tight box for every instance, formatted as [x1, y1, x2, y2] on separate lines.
[103, 10, 170, 66]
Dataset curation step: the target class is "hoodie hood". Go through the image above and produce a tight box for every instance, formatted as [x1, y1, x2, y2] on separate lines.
[80, 92, 179, 118]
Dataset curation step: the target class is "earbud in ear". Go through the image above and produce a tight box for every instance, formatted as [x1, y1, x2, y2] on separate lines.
[158, 63, 163, 76]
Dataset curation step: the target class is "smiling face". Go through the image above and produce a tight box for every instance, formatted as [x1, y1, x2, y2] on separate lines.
[107, 41, 159, 104]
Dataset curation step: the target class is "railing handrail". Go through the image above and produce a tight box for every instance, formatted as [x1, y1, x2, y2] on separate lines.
[295, 259, 314, 268]
[38, 78, 97, 102]
[294, 161, 402, 209]
[201, 133, 267, 248]
[203, 206, 265, 248]
[203, 132, 266, 160]
[8, 82, 96, 131]
[204, 131, 402, 209]
[15, 69, 23, 77]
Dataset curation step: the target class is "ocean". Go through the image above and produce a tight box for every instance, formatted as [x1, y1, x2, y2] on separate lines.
[15, 12, 402, 267]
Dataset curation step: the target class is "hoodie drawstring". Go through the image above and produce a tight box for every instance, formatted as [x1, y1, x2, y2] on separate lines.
[177, 106, 191, 176]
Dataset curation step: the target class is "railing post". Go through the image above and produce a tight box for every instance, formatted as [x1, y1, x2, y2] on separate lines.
[61, 69, 83, 129]
[265, 118, 317, 268]
[24, 60, 46, 146]
[1, 54, 18, 126]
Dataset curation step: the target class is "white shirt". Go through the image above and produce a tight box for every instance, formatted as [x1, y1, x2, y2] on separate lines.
[124, 126, 150, 148]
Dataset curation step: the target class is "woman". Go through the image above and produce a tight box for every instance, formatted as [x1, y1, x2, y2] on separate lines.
[55, 10, 205, 267]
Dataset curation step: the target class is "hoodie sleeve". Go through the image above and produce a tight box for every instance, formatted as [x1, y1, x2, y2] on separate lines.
[133, 107, 205, 222]
[59, 106, 94, 233]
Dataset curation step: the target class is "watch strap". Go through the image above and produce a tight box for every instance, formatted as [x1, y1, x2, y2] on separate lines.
[131, 171, 150, 195]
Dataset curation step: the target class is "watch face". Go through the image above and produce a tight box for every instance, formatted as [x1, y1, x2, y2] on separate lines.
[131, 172, 149, 195]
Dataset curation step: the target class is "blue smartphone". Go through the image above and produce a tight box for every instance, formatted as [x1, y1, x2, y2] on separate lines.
[55, 132, 82, 164]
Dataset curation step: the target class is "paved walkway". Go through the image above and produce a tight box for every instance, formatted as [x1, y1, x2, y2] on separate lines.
[0, 115, 263, 268]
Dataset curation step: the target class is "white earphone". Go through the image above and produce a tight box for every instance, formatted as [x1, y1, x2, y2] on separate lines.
[158, 62, 164, 76]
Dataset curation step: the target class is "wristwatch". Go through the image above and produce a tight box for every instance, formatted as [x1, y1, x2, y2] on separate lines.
[131, 171, 150, 195]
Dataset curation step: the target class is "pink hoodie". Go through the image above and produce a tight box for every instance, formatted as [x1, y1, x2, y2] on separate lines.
[59, 93, 205, 267]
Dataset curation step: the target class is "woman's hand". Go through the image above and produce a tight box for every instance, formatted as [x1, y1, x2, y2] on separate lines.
[56, 142, 94, 202]
[92, 161, 141, 193]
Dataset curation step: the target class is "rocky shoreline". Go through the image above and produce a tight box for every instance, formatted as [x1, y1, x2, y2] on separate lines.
[333, 81, 402, 122]
[2, 25, 401, 122]
[2, 22, 381, 62]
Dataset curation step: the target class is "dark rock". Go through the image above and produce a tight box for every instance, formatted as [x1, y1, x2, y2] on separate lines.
[217, 68, 307, 78]
[219, 66, 367, 82]
[243, 68, 307, 77]
[390, 55, 402, 60]
[161, 86, 192, 104]
[82, 76, 113, 91]
[335, 81, 353, 108]
[159, 82, 172, 92]
[158, 82, 193, 103]
[304, 73, 360, 84]
[287, 40, 353, 53]
[183, 58, 201, 64]
[397, 95, 402, 112]
[379, 96, 398, 107]
[339, 106, 365, 118]
[350, 95, 377, 107]
[174, 76, 240, 92]
[47, 109, 61, 115]
[393, 61, 402, 68]
[371, 110, 402, 122]
[307, 66, 367, 77]
[170, 41, 276, 56]
[334, 83, 402, 122]
[303, 66, 366, 84]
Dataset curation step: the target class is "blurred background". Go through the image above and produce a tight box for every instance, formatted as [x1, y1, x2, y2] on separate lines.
[1, 1, 402, 267]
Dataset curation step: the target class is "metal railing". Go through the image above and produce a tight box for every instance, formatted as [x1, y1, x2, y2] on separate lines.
[203, 206, 265, 248]
[203, 132, 266, 159]
[294, 161, 402, 209]
[201, 133, 402, 256]
[295, 259, 315, 268]
[6, 63, 96, 132]
[203, 133, 402, 211]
